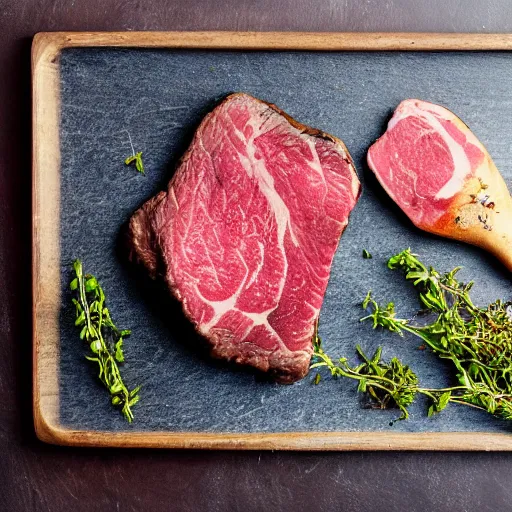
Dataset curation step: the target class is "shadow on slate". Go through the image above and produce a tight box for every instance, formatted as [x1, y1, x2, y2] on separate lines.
[58, 48, 512, 434]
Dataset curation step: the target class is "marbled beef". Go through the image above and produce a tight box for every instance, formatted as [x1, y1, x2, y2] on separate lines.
[368, 99, 491, 232]
[129, 93, 360, 382]
[368, 99, 512, 269]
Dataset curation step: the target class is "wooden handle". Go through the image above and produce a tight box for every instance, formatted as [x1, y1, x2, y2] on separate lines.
[467, 201, 512, 271]
[485, 226, 512, 271]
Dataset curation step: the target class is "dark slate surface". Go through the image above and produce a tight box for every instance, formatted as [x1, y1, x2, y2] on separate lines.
[59, 48, 512, 433]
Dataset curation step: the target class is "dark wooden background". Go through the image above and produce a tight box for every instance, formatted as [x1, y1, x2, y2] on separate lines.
[4, 1, 512, 510]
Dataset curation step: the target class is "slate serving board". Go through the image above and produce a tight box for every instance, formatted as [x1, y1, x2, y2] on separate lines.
[32, 32, 512, 449]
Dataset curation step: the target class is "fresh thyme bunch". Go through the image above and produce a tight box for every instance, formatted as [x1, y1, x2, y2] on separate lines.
[368, 248, 512, 419]
[70, 260, 140, 422]
[311, 324, 451, 423]
[312, 249, 512, 422]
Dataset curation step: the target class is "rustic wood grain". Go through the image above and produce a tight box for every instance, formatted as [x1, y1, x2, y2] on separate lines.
[31, 427, 512, 451]
[32, 33, 62, 445]
[32, 31, 512, 450]
[32, 31, 512, 51]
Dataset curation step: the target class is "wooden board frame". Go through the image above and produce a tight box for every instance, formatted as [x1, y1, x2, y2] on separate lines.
[32, 31, 512, 450]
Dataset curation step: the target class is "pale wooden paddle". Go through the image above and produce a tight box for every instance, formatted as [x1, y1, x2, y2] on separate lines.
[368, 99, 512, 271]
[416, 150, 512, 271]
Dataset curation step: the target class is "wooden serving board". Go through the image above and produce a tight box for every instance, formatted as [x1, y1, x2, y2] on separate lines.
[33, 31, 512, 450]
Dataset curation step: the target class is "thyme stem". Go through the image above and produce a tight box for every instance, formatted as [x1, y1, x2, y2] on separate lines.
[70, 260, 140, 422]
[359, 249, 512, 420]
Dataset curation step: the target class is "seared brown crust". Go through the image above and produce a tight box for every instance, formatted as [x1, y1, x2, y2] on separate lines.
[128, 93, 359, 383]
[263, 97, 355, 158]
[128, 191, 167, 279]
[207, 326, 311, 384]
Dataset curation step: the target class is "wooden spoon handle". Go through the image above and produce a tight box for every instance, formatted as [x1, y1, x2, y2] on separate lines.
[474, 210, 512, 271]
[486, 233, 512, 271]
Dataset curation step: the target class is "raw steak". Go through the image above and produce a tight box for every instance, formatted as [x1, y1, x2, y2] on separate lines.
[367, 99, 511, 244]
[129, 93, 360, 383]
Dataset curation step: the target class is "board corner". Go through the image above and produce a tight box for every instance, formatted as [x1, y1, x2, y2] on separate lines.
[33, 405, 69, 446]
[32, 32, 67, 70]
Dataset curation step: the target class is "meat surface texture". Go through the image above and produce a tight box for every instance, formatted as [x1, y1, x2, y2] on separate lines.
[129, 93, 360, 383]
[367, 99, 512, 254]
[367, 99, 491, 230]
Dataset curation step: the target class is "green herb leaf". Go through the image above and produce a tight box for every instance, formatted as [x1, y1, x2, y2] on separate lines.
[125, 151, 145, 175]
[360, 248, 512, 422]
[357, 378, 367, 392]
[115, 339, 125, 363]
[85, 277, 98, 292]
[362, 249, 372, 259]
[70, 259, 140, 422]
[436, 391, 451, 412]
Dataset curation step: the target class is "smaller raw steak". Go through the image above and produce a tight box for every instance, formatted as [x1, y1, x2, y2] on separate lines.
[367, 99, 512, 267]
[129, 93, 360, 382]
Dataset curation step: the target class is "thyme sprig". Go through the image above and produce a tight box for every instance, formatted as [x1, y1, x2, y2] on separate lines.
[124, 130, 145, 175]
[361, 249, 512, 420]
[311, 324, 452, 422]
[125, 151, 145, 175]
[70, 260, 140, 422]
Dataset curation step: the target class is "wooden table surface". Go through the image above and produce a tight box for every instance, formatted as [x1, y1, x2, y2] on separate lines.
[4, 1, 512, 510]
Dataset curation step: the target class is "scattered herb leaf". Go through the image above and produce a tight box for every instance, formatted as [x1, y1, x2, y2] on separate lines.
[125, 151, 145, 175]
[311, 322, 454, 423]
[71, 259, 140, 422]
[362, 249, 372, 259]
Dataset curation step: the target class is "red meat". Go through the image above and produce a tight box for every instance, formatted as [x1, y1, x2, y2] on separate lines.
[129, 93, 360, 382]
